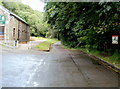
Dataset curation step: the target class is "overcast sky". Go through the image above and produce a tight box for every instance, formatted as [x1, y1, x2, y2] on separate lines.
[21, 0, 45, 12]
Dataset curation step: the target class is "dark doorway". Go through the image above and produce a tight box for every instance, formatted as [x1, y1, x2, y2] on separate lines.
[0, 26, 4, 40]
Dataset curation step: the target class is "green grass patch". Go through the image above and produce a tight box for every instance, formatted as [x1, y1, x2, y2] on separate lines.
[30, 37, 47, 41]
[87, 50, 120, 68]
[36, 38, 59, 51]
[64, 46, 120, 68]
[36, 41, 51, 51]
[35, 37, 47, 40]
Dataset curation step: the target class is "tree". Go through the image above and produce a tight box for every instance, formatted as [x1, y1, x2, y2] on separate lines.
[45, 2, 120, 50]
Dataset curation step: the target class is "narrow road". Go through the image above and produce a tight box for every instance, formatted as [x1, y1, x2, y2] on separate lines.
[1, 42, 119, 87]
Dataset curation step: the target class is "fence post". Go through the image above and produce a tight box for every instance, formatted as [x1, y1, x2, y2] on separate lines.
[16, 40, 18, 48]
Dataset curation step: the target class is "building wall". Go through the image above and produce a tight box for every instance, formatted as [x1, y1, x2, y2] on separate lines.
[18, 21, 29, 42]
[26, 25, 30, 41]
[0, 7, 30, 45]
[9, 15, 19, 41]
[0, 7, 10, 41]
[9, 16, 30, 42]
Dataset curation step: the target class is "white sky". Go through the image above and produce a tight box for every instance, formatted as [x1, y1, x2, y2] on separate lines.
[21, 0, 45, 12]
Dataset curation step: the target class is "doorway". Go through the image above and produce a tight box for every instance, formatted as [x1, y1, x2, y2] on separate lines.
[0, 26, 4, 40]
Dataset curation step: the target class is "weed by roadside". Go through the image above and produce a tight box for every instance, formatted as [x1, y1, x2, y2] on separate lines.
[64, 46, 120, 68]
[36, 38, 59, 51]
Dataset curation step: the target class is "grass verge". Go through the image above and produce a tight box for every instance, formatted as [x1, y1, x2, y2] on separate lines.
[64, 46, 120, 68]
[30, 37, 47, 41]
[36, 38, 59, 51]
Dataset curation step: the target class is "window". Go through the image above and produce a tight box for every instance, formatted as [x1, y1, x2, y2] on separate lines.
[13, 28, 15, 40]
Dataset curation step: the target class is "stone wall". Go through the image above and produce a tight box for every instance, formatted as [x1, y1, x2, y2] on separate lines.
[0, 7, 10, 41]
[9, 15, 19, 41]
[9, 16, 30, 42]
[0, 6, 30, 47]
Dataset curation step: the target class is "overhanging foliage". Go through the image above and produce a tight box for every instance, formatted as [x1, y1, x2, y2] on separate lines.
[45, 2, 120, 51]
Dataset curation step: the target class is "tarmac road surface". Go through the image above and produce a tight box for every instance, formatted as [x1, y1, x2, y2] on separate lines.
[1, 42, 119, 87]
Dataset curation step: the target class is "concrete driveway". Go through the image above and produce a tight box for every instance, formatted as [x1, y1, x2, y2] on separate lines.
[1, 42, 119, 87]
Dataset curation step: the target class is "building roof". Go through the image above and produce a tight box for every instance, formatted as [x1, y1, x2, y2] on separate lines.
[0, 5, 29, 26]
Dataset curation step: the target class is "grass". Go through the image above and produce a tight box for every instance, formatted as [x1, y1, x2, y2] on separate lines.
[30, 36, 47, 41]
[36, 38, 59, 51]
[36, 37, 47, 40]
[86, 50, 120, 68]
[36, 41, 51, 51]
[64, 46, 120, 68]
